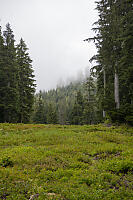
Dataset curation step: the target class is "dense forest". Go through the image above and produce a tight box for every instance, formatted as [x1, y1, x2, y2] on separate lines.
[0, 0, 133, 125]
[32, 74, 99, 125]
[85, 0, 133, 125]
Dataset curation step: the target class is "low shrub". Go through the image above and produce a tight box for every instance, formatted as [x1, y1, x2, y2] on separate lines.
[108, 104, 133, 125]
[0, 156, 13, 167]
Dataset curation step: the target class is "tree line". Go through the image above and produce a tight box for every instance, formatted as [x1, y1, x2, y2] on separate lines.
[0, 23, 35, 123]
[85, 0, 133, 125]
[33, 0, 133, 125]
[0, 0, 132, 125]
[32, 75, 101, 125]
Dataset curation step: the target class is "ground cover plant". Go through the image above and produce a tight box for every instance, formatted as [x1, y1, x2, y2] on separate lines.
[0, 123, 133, 200]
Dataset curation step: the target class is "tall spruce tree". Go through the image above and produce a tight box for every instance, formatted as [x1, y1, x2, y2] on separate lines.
[3, 23, 19, 122]
[16, 38, 35, 123]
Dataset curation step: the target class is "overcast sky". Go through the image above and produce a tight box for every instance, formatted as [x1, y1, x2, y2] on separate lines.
[0, 0, 98, 92]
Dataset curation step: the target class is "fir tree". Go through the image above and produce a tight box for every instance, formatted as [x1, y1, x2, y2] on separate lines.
[16, 38, 35, 123]
[83, 75, 97, 124]
[47, 103, 58, 124]
[3, 23, 19, 122]
[33, 91, 45, 124]
[86, 0, 133, 124]
[71, 91, 84, 125]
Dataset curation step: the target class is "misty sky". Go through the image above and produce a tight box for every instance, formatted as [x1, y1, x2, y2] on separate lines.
[0, 0, 98, 92]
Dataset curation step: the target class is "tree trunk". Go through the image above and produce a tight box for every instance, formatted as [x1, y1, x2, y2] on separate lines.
[114, 70, 120, 109]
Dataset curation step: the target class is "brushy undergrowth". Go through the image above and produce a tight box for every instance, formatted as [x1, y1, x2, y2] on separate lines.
[0, 123, 132, 200]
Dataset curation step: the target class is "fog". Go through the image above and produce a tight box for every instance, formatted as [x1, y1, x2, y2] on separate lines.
[0, 0, 98, 91]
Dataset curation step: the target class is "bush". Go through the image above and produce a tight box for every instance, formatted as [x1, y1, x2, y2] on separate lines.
[108, 104, 133, 125]
[107, 160, 133, 174]
[125, 115, 133, 126]
[0, 156, 13, 167]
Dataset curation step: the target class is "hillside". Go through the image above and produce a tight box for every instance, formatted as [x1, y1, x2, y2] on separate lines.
[0, 124, 132, 199]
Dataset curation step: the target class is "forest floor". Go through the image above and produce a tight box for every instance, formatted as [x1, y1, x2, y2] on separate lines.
[0, 123, 133, 200]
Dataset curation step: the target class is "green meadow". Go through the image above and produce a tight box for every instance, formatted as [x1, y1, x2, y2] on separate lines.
[0, 124, 133, 200]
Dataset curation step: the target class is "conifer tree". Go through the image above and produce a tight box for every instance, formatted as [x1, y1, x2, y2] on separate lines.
[3, 23, 19, 122]
[33, 91, 45, 124]
[0, 26, 6, 122]
[83, 75, 97, 124]
[71, 91, 84, 125]
[47, 103, 58, 124]
[16, 38, 35, 123]
[86, 0, 133, 123]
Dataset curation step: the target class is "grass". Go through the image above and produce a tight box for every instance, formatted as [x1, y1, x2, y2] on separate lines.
[0, 123, 133, 199]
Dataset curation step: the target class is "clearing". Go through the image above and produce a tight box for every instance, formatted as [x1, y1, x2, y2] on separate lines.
[0, 124, 133, 199]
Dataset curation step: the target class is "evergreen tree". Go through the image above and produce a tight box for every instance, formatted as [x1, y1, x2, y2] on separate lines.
[0, 26, 6, 122]
[83, 75, 97, 124]
[47, 103, 58, 124]
[71, 91, 84, 125]
[86, 0, 133, 124]
[0, 23, 36, 123]
[3, 23, 19, 122]
[16, 38, 35, 123]
[33, 91, 45, 124]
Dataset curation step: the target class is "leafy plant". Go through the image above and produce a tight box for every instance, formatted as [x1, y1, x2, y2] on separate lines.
[0, 156, 13, 167]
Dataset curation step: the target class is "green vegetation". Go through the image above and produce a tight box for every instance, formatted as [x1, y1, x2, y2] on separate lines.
[0, 23, 35, 123]
[0, 123, 132, 199]
[33, 76, 98, 125]
[0, 4, 133, 198]
[85, 0, 133, 124]
[1, 1, 133, 125]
